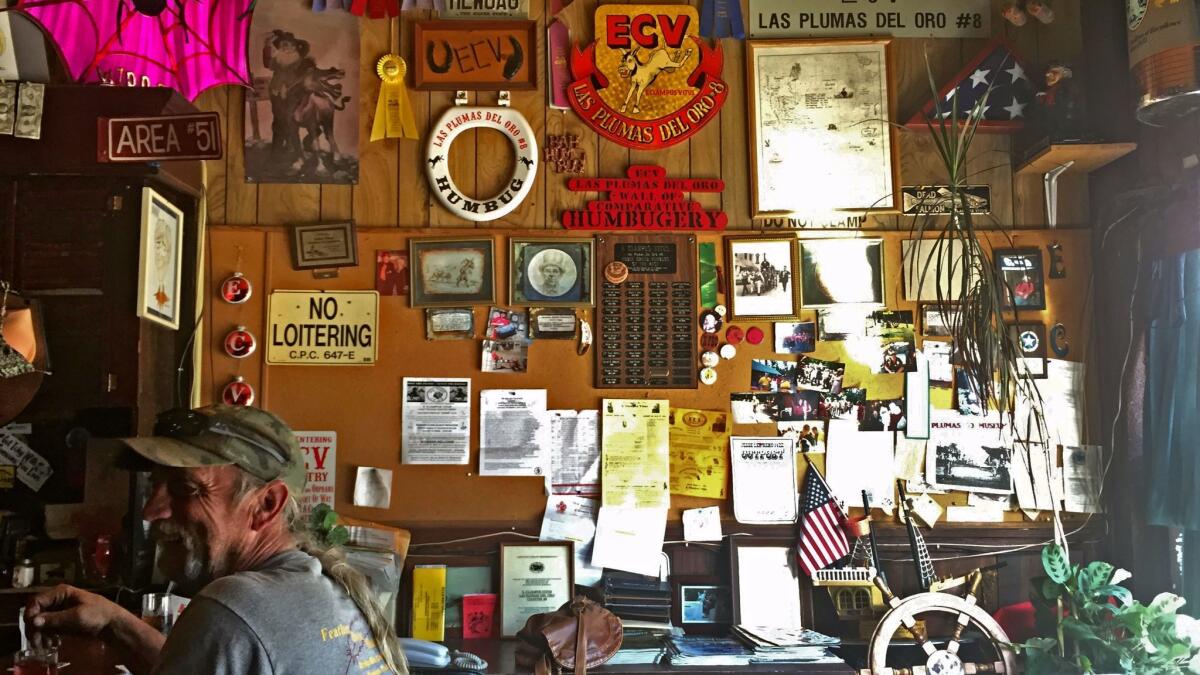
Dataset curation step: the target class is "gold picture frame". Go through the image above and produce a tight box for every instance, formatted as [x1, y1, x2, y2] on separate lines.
[508, 238, 595, 307]
[747, 38, 900, 217]
[724, 236, 800, 321]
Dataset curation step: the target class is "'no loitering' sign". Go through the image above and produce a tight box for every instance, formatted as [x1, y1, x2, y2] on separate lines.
[266, 291, 378, 366]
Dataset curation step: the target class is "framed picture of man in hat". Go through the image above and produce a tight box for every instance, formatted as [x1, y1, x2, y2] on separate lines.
[509, 238, 594, 307]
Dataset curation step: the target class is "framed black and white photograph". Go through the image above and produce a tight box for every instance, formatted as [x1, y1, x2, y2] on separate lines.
[995, 248, 1046, 311]
[410, 237, 496, 307]
[509, 238, 594, 307]
[1010, 322, 1048, 379]
[800, 239, 885, 308]
[673, 577, 732, 635]
[289, 221, 359, 271]
[137, 187, 185, 330]
[929, 441, 1013, 495]
[725, 237, 799, 320]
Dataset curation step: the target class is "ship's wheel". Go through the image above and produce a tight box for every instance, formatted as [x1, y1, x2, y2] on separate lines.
[860, 573, 1019, 675]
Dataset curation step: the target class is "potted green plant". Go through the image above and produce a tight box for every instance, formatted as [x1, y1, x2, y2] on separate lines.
[1019, 544, 1200, 674]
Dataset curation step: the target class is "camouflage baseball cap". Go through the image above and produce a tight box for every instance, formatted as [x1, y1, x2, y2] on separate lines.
[121, 405, 305, 494]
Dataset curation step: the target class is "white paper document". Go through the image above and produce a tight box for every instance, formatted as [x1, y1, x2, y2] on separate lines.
[730, 437, 798, 524]
[540, 495, 603, 587]
[1012, 443, 1056, 515]
[1063, 445, 1103, 513]
[547, 410, 600, 496]
[905, 351, 931, 439]
[590, 506, 668, 577]
[401, 378, 471, 465]
[479, 389, 549, 476]
[0, 429, 51, 491]
[825, 420, 895, 510]
[682, 507, 724, 542]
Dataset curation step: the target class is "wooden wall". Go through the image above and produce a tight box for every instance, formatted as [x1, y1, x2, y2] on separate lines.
[192, 0, 1090, 232]
[194, 0, 1101, 589]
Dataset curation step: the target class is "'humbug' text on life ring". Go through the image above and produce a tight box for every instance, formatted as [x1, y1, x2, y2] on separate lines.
[426, 106, 538, 222]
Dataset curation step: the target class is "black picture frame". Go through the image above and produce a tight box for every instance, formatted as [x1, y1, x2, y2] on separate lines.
[672, 575, 732, 635]
[289, 221, 359, 270]
[509, 238, 594, 307]
[995, 247, 1046, 311]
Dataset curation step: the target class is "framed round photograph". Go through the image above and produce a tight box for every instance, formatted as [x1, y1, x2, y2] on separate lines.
[509, 238, 594, 306]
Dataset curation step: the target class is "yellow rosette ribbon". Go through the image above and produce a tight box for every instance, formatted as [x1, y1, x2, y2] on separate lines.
[371, 54, 418, 142]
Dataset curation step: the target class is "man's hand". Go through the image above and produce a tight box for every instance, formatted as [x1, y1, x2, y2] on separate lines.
[25, 585, 121, 638]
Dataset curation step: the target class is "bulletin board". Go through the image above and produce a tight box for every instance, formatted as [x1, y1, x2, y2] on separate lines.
[202, 226, 1094, 529]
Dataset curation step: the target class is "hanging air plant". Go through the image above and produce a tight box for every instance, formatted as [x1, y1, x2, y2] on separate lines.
[908, 58, 1046, 441]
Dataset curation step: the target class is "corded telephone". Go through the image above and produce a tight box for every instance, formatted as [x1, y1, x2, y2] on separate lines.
[399, 638, 487, 673]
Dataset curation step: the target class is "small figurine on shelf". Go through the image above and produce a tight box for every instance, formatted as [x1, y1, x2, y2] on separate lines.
[1034, 60, 1085, 142]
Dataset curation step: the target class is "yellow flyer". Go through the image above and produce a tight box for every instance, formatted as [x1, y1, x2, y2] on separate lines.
[601, 399, 670, 509]
[669, 408, 731, 499]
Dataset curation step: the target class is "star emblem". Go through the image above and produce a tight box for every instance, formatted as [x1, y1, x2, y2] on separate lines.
[969, 68, 991, 88]
[1006, 62, 1027, 83]
[1019, 330, 1039, 352]
[1004, 97, 1027, 119]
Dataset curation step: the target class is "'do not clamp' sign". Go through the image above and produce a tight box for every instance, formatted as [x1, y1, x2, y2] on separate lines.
[426, 103, 538, 222]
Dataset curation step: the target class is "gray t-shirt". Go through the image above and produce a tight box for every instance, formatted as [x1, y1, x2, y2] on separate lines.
[152, 549, 396, 675]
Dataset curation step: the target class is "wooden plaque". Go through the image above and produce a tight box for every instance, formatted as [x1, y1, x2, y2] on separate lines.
[412, 20, 537, 90]
[595, 235, 697, 389]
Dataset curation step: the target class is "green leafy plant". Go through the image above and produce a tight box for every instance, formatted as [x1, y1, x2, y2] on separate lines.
[308, 503, 350, 548]
[1020, 544, 1200, 674]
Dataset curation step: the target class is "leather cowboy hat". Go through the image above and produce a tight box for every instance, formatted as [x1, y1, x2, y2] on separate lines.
[0, 286, 49, 426]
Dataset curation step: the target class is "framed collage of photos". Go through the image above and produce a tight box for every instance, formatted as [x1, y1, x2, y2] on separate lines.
[747, 39, 899, 216]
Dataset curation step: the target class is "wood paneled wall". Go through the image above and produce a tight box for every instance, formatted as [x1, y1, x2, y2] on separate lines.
[193, 0, 1090, 231]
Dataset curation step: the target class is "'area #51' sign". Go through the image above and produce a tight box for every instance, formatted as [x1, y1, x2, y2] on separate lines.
[568, 5, 728, 149]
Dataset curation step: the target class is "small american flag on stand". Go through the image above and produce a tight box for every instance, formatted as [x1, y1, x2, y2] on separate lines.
[797, 465, 850, 577]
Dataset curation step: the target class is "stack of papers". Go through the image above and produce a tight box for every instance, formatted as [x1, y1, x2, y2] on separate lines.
[664, 636, 753, 666]
[732, 625, 845, 665]
[605, 629, 672, 665]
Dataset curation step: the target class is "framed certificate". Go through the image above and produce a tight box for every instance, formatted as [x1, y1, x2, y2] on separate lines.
[288, 221, 359, 270]
[499, 542, 574, 637]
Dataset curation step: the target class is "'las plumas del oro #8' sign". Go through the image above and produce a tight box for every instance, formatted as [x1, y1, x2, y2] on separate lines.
[267, 291, 378, 365]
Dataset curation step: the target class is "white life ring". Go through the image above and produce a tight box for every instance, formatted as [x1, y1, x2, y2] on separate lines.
[425, 106, 538, 222]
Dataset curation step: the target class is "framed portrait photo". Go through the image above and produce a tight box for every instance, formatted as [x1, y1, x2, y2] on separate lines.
[799, 238, 884, 308]
[499, 542, 574, 637]
[747, 39, 899, 217]
[995, 248, 1046, 311]
[409, 237, 496, 307]
[725, 236, 799, 320]
[509, 238, 594, 306]
[289, 221, 359, 270]
[673, 576, 732, 635]
[137, 187, 185, 330]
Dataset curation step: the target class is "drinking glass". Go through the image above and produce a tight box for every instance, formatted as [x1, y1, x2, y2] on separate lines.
[13, 647, 58, 675]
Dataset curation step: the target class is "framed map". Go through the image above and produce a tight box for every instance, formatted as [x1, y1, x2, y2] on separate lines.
[747, 39, 899, 217]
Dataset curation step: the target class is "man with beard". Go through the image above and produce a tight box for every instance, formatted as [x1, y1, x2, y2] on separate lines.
[23, 406, 406, 675]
